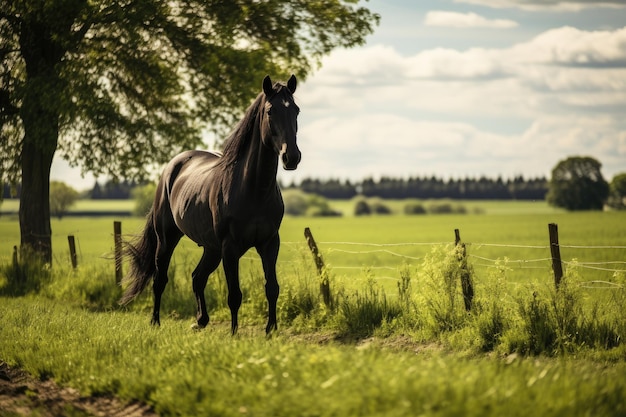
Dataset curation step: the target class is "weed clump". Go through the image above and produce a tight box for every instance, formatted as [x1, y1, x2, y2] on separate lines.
[338, 275, 402, 339]
[503, 265, 624, 355]
[0, 247, 51, 296]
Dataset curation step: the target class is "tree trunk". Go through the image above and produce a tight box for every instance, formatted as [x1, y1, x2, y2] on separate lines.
[19, 139, 55, 264]
[18, 19, 63, 265]
[19, 81, 58, 264]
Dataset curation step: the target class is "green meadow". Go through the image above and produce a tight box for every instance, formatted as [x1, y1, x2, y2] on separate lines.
[1, 200, 625, 416]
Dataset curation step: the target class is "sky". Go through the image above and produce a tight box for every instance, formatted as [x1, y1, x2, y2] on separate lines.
[51, 0, 626, 190]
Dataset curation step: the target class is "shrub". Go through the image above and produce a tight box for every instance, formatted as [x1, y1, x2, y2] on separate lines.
[354, 199, 391, 216]
[354, 199, 371, 216]
[370, 201, 392, 215]
[283, 189, 309, 216]
[404, 203, 426, 215]
[426, 202, 467, 215]
[283, 190, 342, 217]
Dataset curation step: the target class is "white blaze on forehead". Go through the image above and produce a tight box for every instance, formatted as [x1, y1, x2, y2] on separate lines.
[282, 100, 290, 108]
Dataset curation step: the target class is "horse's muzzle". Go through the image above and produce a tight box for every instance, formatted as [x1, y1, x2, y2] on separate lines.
[279, 141, 301, 170]
[281, 148, 301, 170]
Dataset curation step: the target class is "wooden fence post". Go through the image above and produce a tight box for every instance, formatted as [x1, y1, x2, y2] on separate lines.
[304, 227, 332, 308]
[454, 228, 474, 312]
[68, 235, 78, 269]
[548, 223, 563, 289]
[12, 245, 18, 268]
[114, 221, 123, 285]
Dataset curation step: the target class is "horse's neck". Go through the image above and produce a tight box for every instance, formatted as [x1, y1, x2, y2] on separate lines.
[239, 131, 279, 198]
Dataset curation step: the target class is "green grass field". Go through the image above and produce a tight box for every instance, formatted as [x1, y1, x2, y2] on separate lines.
[1, 202, 625, 416]
[0, 198, 135, 215]
[1, 297, 625, 417]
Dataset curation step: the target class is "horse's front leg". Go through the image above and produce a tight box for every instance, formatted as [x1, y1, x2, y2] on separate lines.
[222, 242, 242, 335]
[257, 235, 280, 335]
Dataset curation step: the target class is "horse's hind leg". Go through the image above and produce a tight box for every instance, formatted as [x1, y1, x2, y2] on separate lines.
[192, 248, 221, 328]
[152, 218, 182, 326]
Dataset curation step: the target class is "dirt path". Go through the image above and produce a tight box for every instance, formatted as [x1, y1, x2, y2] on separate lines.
[0, 361, 157, 417]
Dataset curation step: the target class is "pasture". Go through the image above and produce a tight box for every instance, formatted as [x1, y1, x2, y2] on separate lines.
[1, 202, 625, 416]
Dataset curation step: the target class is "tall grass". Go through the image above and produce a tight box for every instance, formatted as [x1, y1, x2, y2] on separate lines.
[0, 247, 52, 296]
[2, 296, 625, 417]
[4, 241, 624, 357]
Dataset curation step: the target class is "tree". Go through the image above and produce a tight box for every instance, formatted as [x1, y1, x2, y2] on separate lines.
[0, 1, 379, 263]
[546, 156, 609, 211]
[132, 182, 157, 217]
[608, 173, 626, 210]
[49, 181, 78, 219]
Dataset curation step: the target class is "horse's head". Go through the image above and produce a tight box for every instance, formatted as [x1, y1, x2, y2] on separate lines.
[262, 75, 301, 170]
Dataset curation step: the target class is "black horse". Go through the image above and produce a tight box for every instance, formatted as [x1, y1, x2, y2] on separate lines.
[120, 75, 300, 334]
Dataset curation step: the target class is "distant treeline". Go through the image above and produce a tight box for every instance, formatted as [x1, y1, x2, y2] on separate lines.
[4, 175, 548, 201]
[90, 180, 146, 199]
[2, 180, 145, 200]
[291, 175, 549, 200]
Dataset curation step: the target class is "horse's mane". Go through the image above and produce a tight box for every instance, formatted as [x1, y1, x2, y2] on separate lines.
[217, 92, 266, 169]
[207, 92, 265, 203]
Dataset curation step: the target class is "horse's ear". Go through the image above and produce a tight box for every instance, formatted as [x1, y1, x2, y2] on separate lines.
[287, 74, 297, 94]
[263, 75, 273, 96]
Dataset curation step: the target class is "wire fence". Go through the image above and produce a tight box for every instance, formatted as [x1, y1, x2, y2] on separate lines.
[16, 220, 623, 293]
[277, 233, 626, 291]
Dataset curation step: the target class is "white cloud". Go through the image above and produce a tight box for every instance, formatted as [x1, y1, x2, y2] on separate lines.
[454, 0, 626, 12]
[406, 48, 507, 79]
[308, 26, 626, 85]
[424, 11, 518, 29]
[511, 26, 626, 66]
[293, 24, 626, 181]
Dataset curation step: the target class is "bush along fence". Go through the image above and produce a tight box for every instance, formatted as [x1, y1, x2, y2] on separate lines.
[295, 224, 625, 352]
[301, 223, 618, 313]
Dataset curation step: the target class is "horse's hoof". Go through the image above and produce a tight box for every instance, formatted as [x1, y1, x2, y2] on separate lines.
[265, 322, 278, 336]
[197, 315, 210, 328]
[190, 323, 204, 332]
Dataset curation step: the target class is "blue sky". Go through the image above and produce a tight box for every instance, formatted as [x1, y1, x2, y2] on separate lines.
[52, 0, 626, 189]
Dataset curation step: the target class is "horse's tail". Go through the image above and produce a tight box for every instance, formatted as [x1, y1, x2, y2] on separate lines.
[119, 207, 158, 305]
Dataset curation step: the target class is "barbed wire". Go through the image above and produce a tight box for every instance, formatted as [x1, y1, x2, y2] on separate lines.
[560, 245, 626, 249]
[280, 240, 626, 283]
[561, 260, 626, 273]
[578, 281, 624, 289]
[287, 240, 626, 251]
[470, 243, 549, 249]
[469, 254, 552, 264]
[327, 248, 423, 261]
